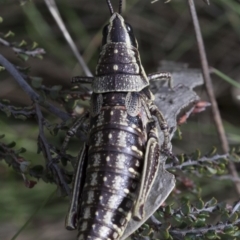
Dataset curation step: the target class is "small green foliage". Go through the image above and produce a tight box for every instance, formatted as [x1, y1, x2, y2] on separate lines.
[18, 53, 29, 61]
[4, 30, 15, 38]
[0, 16, 3, 23]
[50, 85, 63, 99]
[31, 77, 43, 89]
[195, 198, 204, 209]
[18, 40, 27, 47]
[32, 41, 38, 49]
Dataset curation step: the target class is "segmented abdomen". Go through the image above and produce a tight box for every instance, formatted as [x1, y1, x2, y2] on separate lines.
[78, 92, 148, 240]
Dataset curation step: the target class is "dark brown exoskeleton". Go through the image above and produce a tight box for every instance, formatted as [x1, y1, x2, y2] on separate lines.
[65, 1, 174, 239]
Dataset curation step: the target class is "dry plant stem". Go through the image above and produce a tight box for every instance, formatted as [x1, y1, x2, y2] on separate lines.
[35, 103, 70, 196]
[44, 0, 93, 77]
[187, 0, 240, 195]
[171, 218, 240, 237]
[0, 38, 46, 56]
[0, 54, 70, 121]
[0, 102, 35, 118]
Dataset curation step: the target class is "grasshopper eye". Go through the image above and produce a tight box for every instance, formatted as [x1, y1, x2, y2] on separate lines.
[125, 23, 133, 33]
[125, 23, 137, 48]
[126, 24, 133, 33]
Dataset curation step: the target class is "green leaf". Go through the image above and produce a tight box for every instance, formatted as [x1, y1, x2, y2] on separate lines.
[50, 85, 62, 99]
[195, 198, 204, 209]
[165, 205, 172, 215]
[4, 30, 15, 38]
[16, 148, 26, 154]
[192, 149, 201, 160]
[0, 16, 3, 23]
[206, 166, 217, 174]
[16, 115, 28, 120]
[176, 127, 182, 140]
[0, 66, 5, 71]
[205, 230, 217, 239]
[1, 99, 10, 103]
[18, 40, 27, 47]
[205, 198, 217, 207]
[31, 77, 43, 89]
[173, 213, 182, 222]
[66, 99, 77, 110]
[36, 54, 43, 60]
[194, 218, 206, 227]
[224, 225, 236, 235]
[7, 142, 16, 148]
[198, 212, 210, 218]
[3, 107, 11, 117]
[184, 234, 196, 240]
[0, 134, 5, 139]
[177, 153, 185, 164]
[182, 202, 190, 215]
[229, 212, 238, 223]
[18, 53, 29, 61]
[32, 41, 38, 49]
[221, 212, 230, 222]
[4, 155, 13, 165]
[207, 147, 217, 156]
[51, 85, 62, 91]
[29, 165, 44, 178]
[139, 223, 150, 236]
[162, 229, 170, 239]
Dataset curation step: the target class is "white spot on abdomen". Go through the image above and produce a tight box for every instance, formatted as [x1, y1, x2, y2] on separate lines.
[117, 131, 127, 147]
[131, 145, 143, 156]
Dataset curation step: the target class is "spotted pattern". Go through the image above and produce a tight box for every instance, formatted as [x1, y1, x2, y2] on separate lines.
[92, 74, 149, 93]
[76, 12, 158, 240]
[77, 91, 150, 240]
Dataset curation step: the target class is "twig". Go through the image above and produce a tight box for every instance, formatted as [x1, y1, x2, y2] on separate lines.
[0, 54, 70, 121]
[170, 218, 240, 237]
[0, 142, 25, 167]
[0, 102, 35, 118]
[187, 0, 240, 195]
[44, 0, 92, 77]
[165, 153, 228, 170]
[35, 103, 70, 195]
[230, 199, 240, 217]
[214, 175, 240, 183]
[0, 37, 46, 57]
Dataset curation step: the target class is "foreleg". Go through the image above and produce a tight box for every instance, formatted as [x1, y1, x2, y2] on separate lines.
[72, 76, 94, 84]
[61, 111, 89, 151]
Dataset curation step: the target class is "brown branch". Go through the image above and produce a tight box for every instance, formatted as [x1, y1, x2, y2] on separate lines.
[0, 54, 70, 121]
[44, 0, 93, 77]
[35, 103, 70, 195]
[0, 37, 46, 57]
[187, 0, 240, 195]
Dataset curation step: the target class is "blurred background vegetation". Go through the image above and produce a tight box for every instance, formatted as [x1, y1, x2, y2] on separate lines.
[0, 0, 240, 239]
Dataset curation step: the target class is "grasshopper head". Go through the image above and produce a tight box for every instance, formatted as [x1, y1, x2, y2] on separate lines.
[102, 13, 138, 48]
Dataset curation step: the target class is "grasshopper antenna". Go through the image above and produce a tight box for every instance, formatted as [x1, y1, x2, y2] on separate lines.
[106, 0, 114, 15]
[119, 0, 123, 14]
